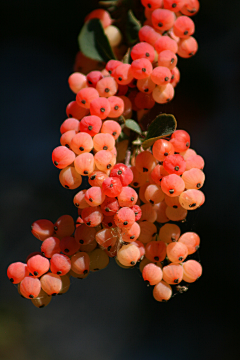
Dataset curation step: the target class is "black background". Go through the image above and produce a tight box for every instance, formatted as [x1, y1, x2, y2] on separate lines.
[0, 1, 239, 359]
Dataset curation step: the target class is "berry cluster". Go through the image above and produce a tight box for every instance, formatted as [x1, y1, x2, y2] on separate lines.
[7, 0, 204, 306]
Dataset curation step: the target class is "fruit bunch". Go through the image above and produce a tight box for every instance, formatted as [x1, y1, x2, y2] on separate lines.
[7, 0, 204, 307]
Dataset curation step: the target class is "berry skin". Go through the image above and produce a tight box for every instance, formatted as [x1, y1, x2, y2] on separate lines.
[151, 66, 172, 86]
[153, 280, 172, 302]
[74, 224, 97, 245]
[131, 58, 153, 80]
[105, 59, 122, 74]
[182, 168, 205, 190]
[140, 203, 157, 223]
[90, 97, 111, 119]
[163, 0, 186, 12]
[102, 215, 117, 229]
[170, 129, 190, 152]
[93, 133, 115, 152]
[135, 151, 156, 174]
[104, 25, 122, 47]
[114, 207, 136, 229]
[60, 130, 77, 149]
[158, 50, 178, 70]
[68, 72, 87, 94]
[117, 187, 138, 207]
[152, 139, 175, 162]
[181, 0, 200, 16]
[74, 152, 95, 176]
[121, 222, 141, 242]
[153, 201, 169, 223]
[27, 255, 50, 278]
[152, 83, 175, 104]
[41, 237, 61, 258]
[85, 186, 106, 206]
[20, 277, 41, 299]
[110, 164, 133, 186]
[154, 36, 178, 54]
[31, 219, 55, 241]
[177, 36, 198, 58]
[165, 206, 188, 221]
[84, 9, 112, 29]
[71, 252, 90, 275]
[94, 150, 116, 172]
[161, 173, 185, 197]
[137, 76, 156, 94]
[76, 88, 100, 109]
[117, 244, 141, 267]
[162, 263, 183, 285]
[142, 263, 163, 285]
[179, 189, 204, 210]
[164, 194, 181, 208]
[138, 25, 161, 46]
[87, 70, 103, 88]
[141, 0, 163, 11]
[182, 260, 202, 283]
[79, 115, 102, 137]
[170, 66, 180, 87]
[40, 273, 62, 295]
[173, 16, 195, 38]
[131, 42, 155, 63]
[74, 190, 89, 209]
[102, 177, 123, 198]
[151, 9, 176, 32]
[89, 248, 110, 271]
[159, 223, 181, 243]
[101, 196, 120, 216]
[138, 221, 157, 244]
[145, 240, 167, 262]
[88, 170, 108, 187]
[145, 184, 165, 204]
[81, 206, 104, 227]
[131, 205, 142, 221]
[70, 132, 93, 155]
[50, 254, 71, 276]
[7, 262, 28, 284]
[101, 120, 122, 140]
[52, 146, 75, 169]
[130, 166, 149, 188]
[107, 96, 125, 118]
[66, 101, 89, 120]
[167, 242, 188, 263]
[60, 118, 80, 134]
[95, 228, 118, 249]
[59, 166, 82, 190]
[150, 164, 169, 186]
[179, 232, 200, 255]
[112, 64, 134, 85]
[185, 155, 204, 171]
[30, 289, 52, 308]
[134, 92, 155, 110]
[96, 77, 118, 97]
[54, 215, 75, 238]
[59, 236, 80, 255]
[163, 154, 186, 175]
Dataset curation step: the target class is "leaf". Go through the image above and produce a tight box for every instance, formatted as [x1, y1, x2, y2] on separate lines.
[118, 131, 129, 142]
[78, 19, 116, 63]
[125, 10, 141, 46]
[142, 114, 177, 150]
[125, 119, 142, 134]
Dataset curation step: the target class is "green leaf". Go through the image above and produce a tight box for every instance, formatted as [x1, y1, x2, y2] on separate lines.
[142, 114, 177, 150]
[125, 10, 141, 46]
[125, 119, 142, 134]
[78, 19, 116, 62]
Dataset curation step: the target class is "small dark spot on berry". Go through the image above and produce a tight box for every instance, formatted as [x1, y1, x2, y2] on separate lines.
[80, 146, 84, 151]
[75, 203, 79, 207]
[52, 293, 57, 296]
[118, 77, 122, 81]
[29, 295, 34, 299]
[123, 221, 128, 225]
[65, 185, 69, 188]
[110, 183, 113, 188]
[179, 257, 183, 261]
[107, 164, 112, 169]
[131, 197, 134, 201]
[165, 77, 169, 81]
[112, 131, 117, 136]
[171, 236, 176, 241]
[105, 207, 110, 212]
[186, 142, 189, 147]
[164, 152, 168, 156]
[174, 278, 179, 283]
[84, 170, 88, 174]
[169, 189, 174, 194]
[65, 144, 70, 148]
[81, 99, 86, 104]
[117, 170, 122, 175]
[100, 107, 105, 113]
[143, 167, 148, 172]
[90, 175, 96, 180]
[39, 305, 45, 308]
[88, 125, 93, 130]
[94, 268, 99, 271]
[87, 221, 91, 226]
[10, 278, 14, 283]
[172, 3, 177, 8]
[109, 70, 112, 74]
[158, 22, 163, 27]
[144, 88, 149, 92]
[147, 3, 151, 8]
[107, 246, 111, 251]
[88, 80, 92, 85]
[171, 58, 175, 64]
[54, 161, 58, 166]
[103, 146, 108, 150]
[171, 75, 174, 80]
[150, 200, 154, 204]
[173, 205, 178, 209]
[57, 271, 62, 275]
[145, 52, 150, 57]
[133, 182, 139, 186]
[54, 226, 58, 231]
[83, 270, 88, 274]
[142, 68, 146, 72]
[108, 222, 113, 227]
[130, 236, 135, 239]
[130, 261, 135, 265]
[64, 248, 69, 253]
[114, 105, 119, 110]
[154, 256, 159, 261]
[196, 183, 201, 188]
[105, 88, 110, 93]
[189, 203, 196, 208]
[33, 271, 38, 276]
[184, 30, 188, 35]
[189, 52, 194, 56]
[175, 166, 179, 171]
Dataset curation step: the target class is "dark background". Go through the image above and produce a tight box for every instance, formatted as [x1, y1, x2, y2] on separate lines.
[0, 1, 239, 359]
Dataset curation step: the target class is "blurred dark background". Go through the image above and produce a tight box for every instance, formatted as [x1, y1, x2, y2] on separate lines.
[0, 1, 239, 359]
